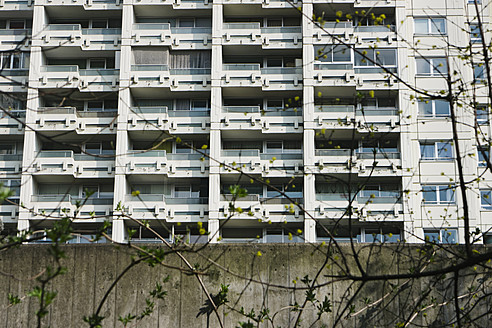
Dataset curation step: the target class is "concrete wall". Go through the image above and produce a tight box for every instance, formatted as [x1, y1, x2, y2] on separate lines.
[0, 244, 490, 327]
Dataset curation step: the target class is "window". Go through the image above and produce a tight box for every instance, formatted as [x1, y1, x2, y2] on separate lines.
[474, 64, 487, 83]
[422, 185, 455, 204]
[87, 58, 107, 69]
[364, 228, 401, 243]
[359, 185, 400, 198]
[315, 45, 351, 63]
[85, 99, 118, 112]
[175, 99, 209, 111]
[480, 190, 492, 209]
[420, 141, 453, 160]
[0, 144, 15, 154]
[484, 234, 492, 244]
[175, 139, 207, 153]
[418, 99, 450, 117]
[416, 58, 447, 76]
[0, 52, 29, 70]
[265, 140, 302, 153]
[424, 229, 458, 244]
[355, 49, 397, 67]
[266, 183, 302, 199]
[414, 17, 446, 35]
[359, 139, 398, 155]
[84, 141, 114, 155]
[470, 24, 483, 43]
[478, 147, 489, 167]
[476, 106, 489, 124]
[174, 185, 202, 198]
[265, 228, 303, 243]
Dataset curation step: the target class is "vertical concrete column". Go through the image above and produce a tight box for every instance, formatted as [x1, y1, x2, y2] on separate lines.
[18, 3, 46, 231]
[208, 2, 223, 242]
[301, 3, 315, 242]
[111, 3, 133, 243]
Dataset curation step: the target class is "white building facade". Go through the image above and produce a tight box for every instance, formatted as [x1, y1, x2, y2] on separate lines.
[0, 0, 490, 244]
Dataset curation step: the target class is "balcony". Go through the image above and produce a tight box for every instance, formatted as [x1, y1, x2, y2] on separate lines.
[124, 194, 208, 220]
[221, 106, 302, 133]
[36, 107, 117, 134]
[128, 106, 210, 133]
[33, 150, 114, 177]
[31, 194, 114, 219]
[131, 0, 212, 9]
[221, 0, 300, 8]
[37, 24, 121, 50]
[221, 149, 303, 176]
[219, 193, 304, 221]
[222, 23, 301, 49]
[314, 149, 401, 175]
[0, 110, 25, 134]
[314, 105, 400, 132]
[0, 69, 28, 92]
[0, 154, 22, 174]
[0, 0, 33, 10]
[315, 192, 402, 221]
[313, 22, 396, 44]
[0, 29, 31, 45]
[36, 66, 119, 92]
[222, 64, 302, 90]
[125, 150, 209, 177]
[314, 105, 399, 128]
[132, 24, 211, 49]
[130, 65, 211, 90]
[41, 0, 122, 9]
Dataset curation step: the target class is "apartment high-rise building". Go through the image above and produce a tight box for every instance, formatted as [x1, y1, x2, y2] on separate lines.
[0, 0, 489, 245]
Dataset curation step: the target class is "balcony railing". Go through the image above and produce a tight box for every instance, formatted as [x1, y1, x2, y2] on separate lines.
[223, 63, 261, 71]
[133, 23, 171, 30]
[41, 66, 119, 76]
[0, 29, 31, 35]
[128, 150, 206, 160]
[224, 22, 260, 29]
[261, 27, 301, 33]
[259, 152, 303, 160]
[315, 149, 400, 159]
[222, 149, 260, 157]
[261, 67, 302, 74]
[314, 63, 353, 70]
[125, 194, 208, 204]
[0, 154, 22, 161]
[38, 150, 114, 161]
[223, 106, 260, 113]
[316, 193, 400, 203]
[357, 152, 400, 159]
[170, 27, 211, 34]
[315, 149, 352, 157]
[129, 150, 167, 157]
[32, 195, 114, 205]
[131, 64, 169, 71]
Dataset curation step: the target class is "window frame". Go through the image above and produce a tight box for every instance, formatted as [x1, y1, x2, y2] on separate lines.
[422, 185, 456, 205]
[418, 99, 451, 117]
[476, 105, 489, 125]
[419, 141, 454, 160]
[424, 229, 458, 244]
[414, 17, 447, 35]
[470, 23, 483, 43]
[416, 57, 448, 77]
[478, 147, 490, 167]
[354, 48, 397, 68]
[473, 64, 487, 83]
[480, 190, 492, 209]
